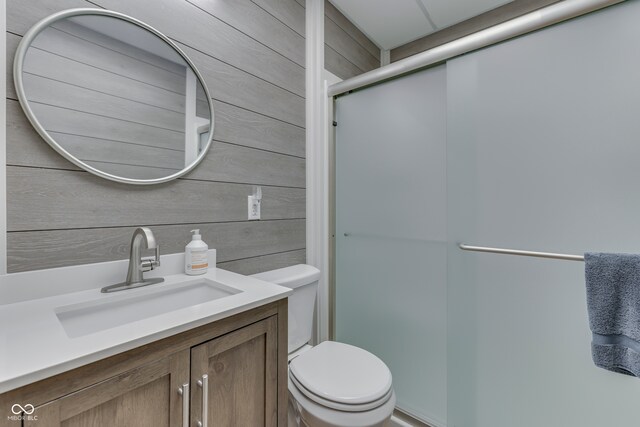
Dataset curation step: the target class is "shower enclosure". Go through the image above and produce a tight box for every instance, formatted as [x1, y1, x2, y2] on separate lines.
[332, 1, 640, 426]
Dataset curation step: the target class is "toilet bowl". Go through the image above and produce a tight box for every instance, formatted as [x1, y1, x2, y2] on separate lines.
[252, 265, 395, 427]
[288, 342, 396, 427]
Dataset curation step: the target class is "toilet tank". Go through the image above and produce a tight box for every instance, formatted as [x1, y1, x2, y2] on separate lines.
[252, 264, 321, 353]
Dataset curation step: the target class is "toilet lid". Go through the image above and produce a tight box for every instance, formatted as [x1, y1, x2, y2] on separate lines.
[289, 341, 392, 406]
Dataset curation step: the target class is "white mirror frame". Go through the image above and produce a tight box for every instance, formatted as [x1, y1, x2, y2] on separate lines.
[13, 8, 215, 185]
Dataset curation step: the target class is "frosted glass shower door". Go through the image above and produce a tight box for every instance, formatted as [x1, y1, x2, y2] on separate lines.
[334, 66, 447, 425]
[447, 2, 640, 426]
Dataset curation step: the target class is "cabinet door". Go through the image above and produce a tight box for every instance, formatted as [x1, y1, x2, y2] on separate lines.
[190, 316, 278, 427]
[24, 350, 189, 427]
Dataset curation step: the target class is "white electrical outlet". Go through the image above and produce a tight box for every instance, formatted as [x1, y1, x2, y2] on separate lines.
[248, 195, 261, 220]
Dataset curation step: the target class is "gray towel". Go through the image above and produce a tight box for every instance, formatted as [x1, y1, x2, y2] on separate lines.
[585, 253, 640, 377]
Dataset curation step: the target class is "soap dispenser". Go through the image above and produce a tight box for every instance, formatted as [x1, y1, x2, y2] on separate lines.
[185, 229, 209, 275]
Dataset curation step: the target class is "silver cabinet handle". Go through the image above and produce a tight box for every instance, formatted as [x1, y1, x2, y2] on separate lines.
[197, 374, 208, 427]
[177, 383, 189, 427]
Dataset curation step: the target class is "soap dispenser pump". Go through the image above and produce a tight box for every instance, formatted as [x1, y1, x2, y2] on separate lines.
[185, 229, 209, 275]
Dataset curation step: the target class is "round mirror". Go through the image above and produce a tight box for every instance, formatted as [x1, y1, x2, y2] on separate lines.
[14, 9, 214, 185]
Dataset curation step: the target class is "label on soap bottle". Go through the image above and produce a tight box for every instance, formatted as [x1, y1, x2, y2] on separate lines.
[188, 249, 208, 270]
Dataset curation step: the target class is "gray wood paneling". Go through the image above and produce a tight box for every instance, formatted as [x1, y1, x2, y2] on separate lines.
[28, 27, 184, 93]
[9, 32, 305, 127]
[8, 0, 305, 95]
[7, 167, 305, 231]
[52, 19, 187, 75]
[88, 0, 305, 97]
[324, 14, 377, 73]
[6, 100, 305, 187]
[5, 0, 99, 35]
[187, 0, 305, 67]
[49, 133, 184, 171]
[197, 97, 209, 118]
[251, 0, 305, 37]
[213, 100, 304, 158]
[178, 42, 305, 127]
[6, 100, 79, 170]
[7, 102, 303, 187]
[325, 45, 364, 80]
[7, 99, 304, 175]
[218, 249, 306, 275]
[253, 0, 379, 78]
[29, 102, 184, 150]
[24, 47, 186, 113]
[23, 73, 185, 132]
[8, 219, 306, 272]
[189, 141, 305, 188]
[390, 0, 562, 62]
[320, 0, 379, 78]
[6, 0, 307, 274]
[31, 26, 187, 94]
[83, 162, 181, 181]
[324, 1, 379, 60]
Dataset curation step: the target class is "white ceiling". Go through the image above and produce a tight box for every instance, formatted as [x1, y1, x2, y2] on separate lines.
[330, 0, 513, 50]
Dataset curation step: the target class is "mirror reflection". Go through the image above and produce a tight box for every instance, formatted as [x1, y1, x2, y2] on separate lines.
[18, 13, 213, 182]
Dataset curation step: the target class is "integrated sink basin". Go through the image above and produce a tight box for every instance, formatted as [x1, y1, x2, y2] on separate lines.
[55, 279, 242, 338]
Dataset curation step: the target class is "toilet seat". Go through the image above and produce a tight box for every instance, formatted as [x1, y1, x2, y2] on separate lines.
[290, 371, 393, 412]
[289, 377, 397, 427]
[289, 341, 393, 412]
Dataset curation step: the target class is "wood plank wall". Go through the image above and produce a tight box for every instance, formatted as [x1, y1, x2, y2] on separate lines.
[390, 0, 562, 62]
[5, 0, 307, 274]
[324, 0, 380, 79]
[267, 0, 379, 80]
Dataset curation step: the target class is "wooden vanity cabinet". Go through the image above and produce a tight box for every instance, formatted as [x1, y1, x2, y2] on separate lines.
[1, 299, 288, 427]
[23, 351, 189, 427]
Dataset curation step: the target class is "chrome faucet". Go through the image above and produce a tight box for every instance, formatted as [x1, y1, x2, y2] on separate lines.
[101, 227, 164, 293]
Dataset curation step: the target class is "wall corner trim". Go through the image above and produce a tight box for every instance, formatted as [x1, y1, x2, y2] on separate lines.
[306, 0, 327, 342]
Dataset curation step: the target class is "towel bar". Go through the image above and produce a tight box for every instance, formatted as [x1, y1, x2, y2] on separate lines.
[458, 243, 584, 261]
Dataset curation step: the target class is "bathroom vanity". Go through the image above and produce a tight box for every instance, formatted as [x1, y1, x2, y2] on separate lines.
[0, 261, 291, 427]
[3, 302, 286, 427]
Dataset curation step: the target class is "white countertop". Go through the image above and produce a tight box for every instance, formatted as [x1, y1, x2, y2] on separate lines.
[0, 267, 291, 393]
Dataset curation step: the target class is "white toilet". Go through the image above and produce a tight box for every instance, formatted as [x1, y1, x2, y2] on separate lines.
[252, 264, 396, 427]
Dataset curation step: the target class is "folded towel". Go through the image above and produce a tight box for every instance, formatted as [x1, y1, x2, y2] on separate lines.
[585, 253, 640, 377]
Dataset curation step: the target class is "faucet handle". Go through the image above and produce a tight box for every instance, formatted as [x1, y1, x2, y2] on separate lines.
[141, 246, 161, 271]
